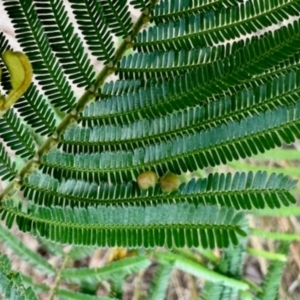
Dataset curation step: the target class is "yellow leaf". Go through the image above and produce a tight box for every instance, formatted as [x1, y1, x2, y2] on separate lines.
[0, 51, 33, 110]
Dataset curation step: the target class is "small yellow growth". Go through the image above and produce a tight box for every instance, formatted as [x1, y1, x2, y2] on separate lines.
[0, 51, 33, 110]
[108, 247, 136, 263]
[137, 170, 158, 190]
[160, 172, 181, 193]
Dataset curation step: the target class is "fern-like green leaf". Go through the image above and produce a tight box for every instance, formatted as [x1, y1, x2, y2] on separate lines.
[136, 0, 300, 51]
[200, 215, 248, 300]
[100, 79, 142, 99]
[99, 0, 133, 37]
[257, 243, 289, 300]
[3, 0, 76, 112]
[14, 85, 57, 136]
[0, 109, 35, 159]
[0, 143, 16, 181]
[62, 255, 150, 284]
[82, 22, 300, 126]
[0, 224, 55, 275]
[22, 274, 118, 300]
[63, 70, 300, 153]
[117, 42, 244, 83]
[0, 201, 246, 248]
[147, 263, 173, 300]
[153, 0, 244, 24]
[69, 0, 115, 63]
[222, 50, 300, 100]
[155, 252, 249, 291]
[23, 171, 296, 210]
[0, 255, 38, 300]
[34, 0, 96, 88]
[46, 104, 300, 183]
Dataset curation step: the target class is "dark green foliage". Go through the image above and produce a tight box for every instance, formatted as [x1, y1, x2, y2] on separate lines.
[153, 0, 244, 23]
[100, 79, 142, 99]
[0, 0, 299, 298]
[0, 32, 56, 136]
[3, 0, 76, 112]
[14, 85, 56, 136]
[0, 200, 245, 248]
[63, 70, 300, 153]
[34, 0, 96, 88]
[68, 0, 115, 63]
[117, 42, 244, 83]
[23, 171, 296, 209]
[82, 22, 300, 127]
[0, 255, 38, 300]
[0, 0, 299, 253]
[0, 143, 16, 181]
[257, 243, 289, 300]
[130, 0, 150, 10]
[137, 0, 300, 51]
[0, 109, 35, 159]
[44, 103, 300, 183]
[200, 216, 248, 300]
[99, 0, 133, 37]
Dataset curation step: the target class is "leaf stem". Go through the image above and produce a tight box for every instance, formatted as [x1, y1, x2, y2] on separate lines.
[251, 227, 300, 242]
[49, 254, 70, 300]
[246, 247, 287, 262]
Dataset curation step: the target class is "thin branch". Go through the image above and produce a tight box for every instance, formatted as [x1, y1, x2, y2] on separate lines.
[49, 253, 70, 300]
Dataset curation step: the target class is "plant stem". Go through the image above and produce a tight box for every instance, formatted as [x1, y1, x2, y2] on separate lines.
[49, 254, 70, 300]
[251, 227, 300, 242]
[246, 247, 287, 262]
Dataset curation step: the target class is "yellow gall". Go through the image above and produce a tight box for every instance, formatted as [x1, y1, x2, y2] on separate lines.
[137, 171, 158, 190]
[160, 172, 181, 193]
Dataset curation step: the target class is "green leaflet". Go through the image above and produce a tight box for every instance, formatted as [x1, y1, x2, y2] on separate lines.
[0, 201, 245, 248]
[68, 0, 115, 63]
[35, 0, 96, 88]
[99, 0, 133, 37]
[0, 109, 35, 159]
[23, 171, 296, 209]
[153, 0, 244, 23]
[0, 255, 38, 300]
[138, 0, 300, 51]
[4, 0, 76, 112]
[81, 21, 300, 126]
[0, 0, 299, 298]
[61, 255, 150, 284]
[257, 243, 290, 300]
[62, 70, 300, 153]
[43, 103, 300, 183]
[0, 142, 16, 181]
[0, 224, 55, 275]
